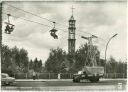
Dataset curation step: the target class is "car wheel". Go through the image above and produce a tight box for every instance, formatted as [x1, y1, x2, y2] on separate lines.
[95, 78, 99, 82]
[89, 77, 99, 83]
[73, 79, 76, 82]
[76, 78, 80, 83]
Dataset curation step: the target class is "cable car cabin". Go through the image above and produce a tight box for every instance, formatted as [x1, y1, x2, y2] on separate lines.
[50, 28, 58, 39]
[4, 22, 15, 34]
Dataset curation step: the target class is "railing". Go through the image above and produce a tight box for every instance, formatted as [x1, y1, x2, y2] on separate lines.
[14, 73, 74, 79]
[104, 73, 127, 78]
[13, 73, 127, 79]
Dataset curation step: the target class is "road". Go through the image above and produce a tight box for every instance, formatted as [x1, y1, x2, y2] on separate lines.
[1, 79, 127, 91]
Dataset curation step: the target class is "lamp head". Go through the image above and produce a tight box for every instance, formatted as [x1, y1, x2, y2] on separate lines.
[112, 34, 118, 38]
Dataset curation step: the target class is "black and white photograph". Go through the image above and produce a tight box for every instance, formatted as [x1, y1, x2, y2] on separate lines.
[0, 0, 127, 91]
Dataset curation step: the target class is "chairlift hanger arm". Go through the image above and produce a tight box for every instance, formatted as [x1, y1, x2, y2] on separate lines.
[81, 36, 89, 40]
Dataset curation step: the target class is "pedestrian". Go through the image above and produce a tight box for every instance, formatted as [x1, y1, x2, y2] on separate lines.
[33, 71, 36, 80]
[58, 73, 61, 79]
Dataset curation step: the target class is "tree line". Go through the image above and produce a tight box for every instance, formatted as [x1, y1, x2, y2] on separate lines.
[1, 45, 43, 76]
[1, 44, 127, 76]
[45, 44, 127, 74]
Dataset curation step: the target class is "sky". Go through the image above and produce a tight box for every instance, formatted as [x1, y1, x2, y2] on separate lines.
[2, 1, 127, 63]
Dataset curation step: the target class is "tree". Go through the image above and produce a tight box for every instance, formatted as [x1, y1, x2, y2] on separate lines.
[44, 44, 127, 75]
[74, 44, 88, 72]
[29, 59, 34, 70]
[107, 56, 117, 73]
[1, 45, 17, 76]
[14, 48, 29, 73]
[1, 45, 12, 69]
[45, 44, 101, 73]
[1, 45, 29, 75]
[45, 47, 66, 73]
[33, 58, 38, 72]
[38, 60, 43, 72]
[72, 44, 100, 72]
[98, 59, 105, 67]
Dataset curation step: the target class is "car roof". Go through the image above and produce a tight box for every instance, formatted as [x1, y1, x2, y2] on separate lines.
[1, 73, 9, 76]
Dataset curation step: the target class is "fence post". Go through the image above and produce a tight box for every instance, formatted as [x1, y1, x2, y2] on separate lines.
[70, 73, 72, 79]
[123, 73, 125, 78]
[114, 73, 115, 78]
[14, 73, 15, 78]
[38, 73, 39, 79]
[105, 73, 107, 78]
[49, 73, 50, 79]
[26, 73, 27, 79]
[107, 73, 108, 78]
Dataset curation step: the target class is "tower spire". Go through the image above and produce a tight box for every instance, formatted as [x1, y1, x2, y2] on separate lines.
[71, 5, 75, 16]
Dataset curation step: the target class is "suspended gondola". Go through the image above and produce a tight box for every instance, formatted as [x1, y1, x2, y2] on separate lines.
[49, 22, 58, 39]
[4, 14, 15, 34]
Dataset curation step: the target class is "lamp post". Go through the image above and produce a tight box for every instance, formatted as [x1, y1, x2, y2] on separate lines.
[104, 34, 118, 75]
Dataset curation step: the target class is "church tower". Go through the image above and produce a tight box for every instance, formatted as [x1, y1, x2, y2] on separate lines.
[68, 6, 76, 55]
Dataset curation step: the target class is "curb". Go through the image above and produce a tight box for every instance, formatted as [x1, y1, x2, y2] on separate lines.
[15, 79, 72, 82]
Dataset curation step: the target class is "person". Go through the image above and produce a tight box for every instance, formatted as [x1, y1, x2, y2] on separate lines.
[5, 24, 14, 34]
[50, 32, 58, 39]
[9, 25, 15, 33]
[33, 71, 36, 80]
[58, 73, 61, 79]
[5, 25, 10, 34]
[50, 29, 58, 39]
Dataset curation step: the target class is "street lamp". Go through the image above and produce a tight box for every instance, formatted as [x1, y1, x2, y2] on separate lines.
[104, 34, 118, 75]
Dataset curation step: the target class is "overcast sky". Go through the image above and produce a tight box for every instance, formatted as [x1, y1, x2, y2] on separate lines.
[2, 1, 127, 63]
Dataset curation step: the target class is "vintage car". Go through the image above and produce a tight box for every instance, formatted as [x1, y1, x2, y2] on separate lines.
[1, 73, 16, 86]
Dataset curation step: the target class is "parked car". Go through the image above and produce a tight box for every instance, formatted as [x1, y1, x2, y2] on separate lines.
[1, 73, 16, 86]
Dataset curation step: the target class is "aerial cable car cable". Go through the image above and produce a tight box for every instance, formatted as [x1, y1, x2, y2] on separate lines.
[2, 12, 106, 43]
[2, 12, 65, 31]
[5, 3, 69, 28]
[5, 3, 54, 23]
[2, 14, 102, 43]
[2, 12, 63, 39]
[5, 3, 106, 42]
[4, 4, 92, 33]
[3, 13, 105, 46]
[3, 12, 66, 32]
[3, 12, 52, 28]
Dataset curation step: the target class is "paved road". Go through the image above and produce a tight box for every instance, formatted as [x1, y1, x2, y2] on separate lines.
[1, 79, 127, 91]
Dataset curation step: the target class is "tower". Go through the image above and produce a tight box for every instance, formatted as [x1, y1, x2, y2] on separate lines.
[81, 35, 98, 66]
[68, 6, 76, 55]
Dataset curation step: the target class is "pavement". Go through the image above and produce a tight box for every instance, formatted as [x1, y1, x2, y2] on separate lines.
[15, 79, 72, 82]
[2, 78, 127, 91]
[1, 85, 119, 91]
[15, 78, 127, 82]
